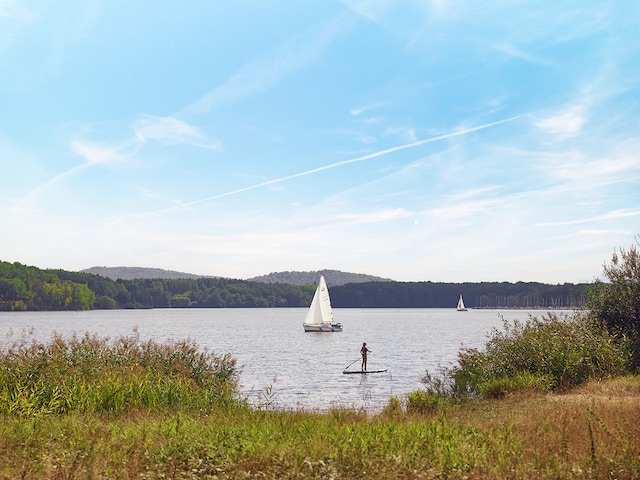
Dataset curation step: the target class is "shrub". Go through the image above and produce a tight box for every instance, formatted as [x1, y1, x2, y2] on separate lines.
[587, 237, 640, 368]
[406, 390, 446, 414]
[381, 395, 402, 416]
[479, 371, 554, 398]
[0, 331, 241, 416]
[427, 312, 631, 398]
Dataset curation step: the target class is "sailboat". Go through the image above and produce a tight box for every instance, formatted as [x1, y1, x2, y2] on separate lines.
[457, 294, 468, 311]
[303, 275, 343, 332]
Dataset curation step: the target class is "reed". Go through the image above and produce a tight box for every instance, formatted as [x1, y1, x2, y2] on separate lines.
[0, 331, 240, 416]
[429, 312, 632, 398]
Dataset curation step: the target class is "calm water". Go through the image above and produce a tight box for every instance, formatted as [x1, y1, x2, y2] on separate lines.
[0, 308, 558, 412]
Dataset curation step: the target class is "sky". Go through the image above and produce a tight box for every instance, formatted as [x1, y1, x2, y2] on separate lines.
[1, 0, 639, 284]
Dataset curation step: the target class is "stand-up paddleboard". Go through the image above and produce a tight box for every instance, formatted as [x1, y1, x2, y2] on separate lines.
[343, 369, 387, 374]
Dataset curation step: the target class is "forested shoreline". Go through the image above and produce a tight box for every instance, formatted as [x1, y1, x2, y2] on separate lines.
[0, 260, 588, 311]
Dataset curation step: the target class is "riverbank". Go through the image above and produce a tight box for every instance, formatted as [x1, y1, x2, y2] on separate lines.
[1, 376, 638, 479]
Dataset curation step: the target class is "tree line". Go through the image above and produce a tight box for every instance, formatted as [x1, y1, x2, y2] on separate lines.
[329, 281, 587, 309]
[0, 259, 588, 311]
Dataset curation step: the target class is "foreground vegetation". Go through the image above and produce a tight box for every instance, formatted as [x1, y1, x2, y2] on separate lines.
[1, 374, 638, 477]
[1, 238, 638, 478]
[0, 322, 638, 479]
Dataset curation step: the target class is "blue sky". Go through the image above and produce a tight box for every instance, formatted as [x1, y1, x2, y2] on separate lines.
[1, 1, 639, 283]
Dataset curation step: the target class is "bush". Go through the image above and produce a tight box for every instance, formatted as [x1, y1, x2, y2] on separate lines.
[381, 395, 402, 416]
[479, 371, 554, 399]
[428, 312, 631, 398]
[0, 331, 241, 416]
[587, 237, 640, 368]
[406, 390, 446, 414]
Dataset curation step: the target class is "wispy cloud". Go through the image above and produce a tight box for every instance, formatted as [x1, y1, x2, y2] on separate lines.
[350, 101, 388, 116]
[537, 209, 640, 227]
[18, 138, 140, 200]
[0, 0, 33, 19]
[24, 114, 220, 201]
[333, 207, 412, 224]
[15, 115, 212, 209]
[155, 115, 524, 213]
[384, 126, 418, 142]
[539, 150, 640, 189]
[535, 105, 586, 139]
[492, 42, 551, 66]
[0, 0, 36, 52]
[71, 138, 140, 167]
[184, 14, 350, 115]
[133, 115, 221, 150]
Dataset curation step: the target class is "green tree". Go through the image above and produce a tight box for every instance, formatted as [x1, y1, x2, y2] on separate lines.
[587, 237, 640, 368]
[94, 295, 117, 309]
[170, 294, 192, 307]
[69, 283, 96, 310]
[0, 278, 31, 310]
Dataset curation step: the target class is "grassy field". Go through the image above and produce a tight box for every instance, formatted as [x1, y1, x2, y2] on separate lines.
[1, 376, 638, 479]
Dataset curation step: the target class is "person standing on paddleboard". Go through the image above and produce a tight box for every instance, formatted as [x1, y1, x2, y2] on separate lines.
[360, 342, 371, 371]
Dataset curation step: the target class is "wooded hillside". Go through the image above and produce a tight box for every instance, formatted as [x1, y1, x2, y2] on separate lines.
[1, 260, 588, 311]
[247, 269, 393, 286]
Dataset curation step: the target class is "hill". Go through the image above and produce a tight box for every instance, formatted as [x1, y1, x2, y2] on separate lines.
[247, 269, 394, 286]
[81, 266, 207, 281]
[80, 266, 391, 286]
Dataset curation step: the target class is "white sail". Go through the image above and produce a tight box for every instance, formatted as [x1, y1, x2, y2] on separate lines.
[457, 294, 467, 311]
[303, 275, 342, 331]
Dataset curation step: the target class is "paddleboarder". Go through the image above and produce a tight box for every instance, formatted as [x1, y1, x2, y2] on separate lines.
[360, 342, 371, 371]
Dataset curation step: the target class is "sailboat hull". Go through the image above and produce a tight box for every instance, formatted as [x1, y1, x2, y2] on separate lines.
[303, 323, 343, 332]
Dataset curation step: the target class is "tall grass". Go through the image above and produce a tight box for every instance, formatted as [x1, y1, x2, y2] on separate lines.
[0, 331, 240, 416]
[1, 378, 638, 478]
[424, 312, 631, 399]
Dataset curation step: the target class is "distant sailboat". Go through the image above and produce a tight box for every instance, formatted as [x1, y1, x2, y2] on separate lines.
[457, 294, 468, 311]
[303, 275, 343, 332]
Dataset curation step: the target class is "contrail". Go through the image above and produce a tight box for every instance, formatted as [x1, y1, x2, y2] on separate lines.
[154, 115, 524, 214]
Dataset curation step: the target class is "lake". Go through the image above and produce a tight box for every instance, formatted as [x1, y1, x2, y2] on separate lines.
[0, 308, 561, 412]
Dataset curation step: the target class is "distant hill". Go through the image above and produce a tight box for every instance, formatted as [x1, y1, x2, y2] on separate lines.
[247, 270, 394, 286]
[81, 266, 207, 281]
[81, 267, 392, 285]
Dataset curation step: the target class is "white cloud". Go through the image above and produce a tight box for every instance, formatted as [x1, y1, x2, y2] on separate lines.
[535, 105, 586, 139]
[70, 138, 140, 167]
[334, 207, 412, 224]
[536, 209, 640, 227]
[155, 115, 523, 213]
[384, 126, 418, 142]
[0, 0, 36, 52]
[492, 42, 551, 66]
[185, 14, 349, 114]
[133, 115, 221, 150]
[539, 150, 640, 188]
[0, 0, 31, 19]
[341, 0, 393, 24]
[350, 101, 388, 116]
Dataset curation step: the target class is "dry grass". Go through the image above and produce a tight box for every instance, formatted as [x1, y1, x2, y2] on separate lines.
[445, 376, 640, 479]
